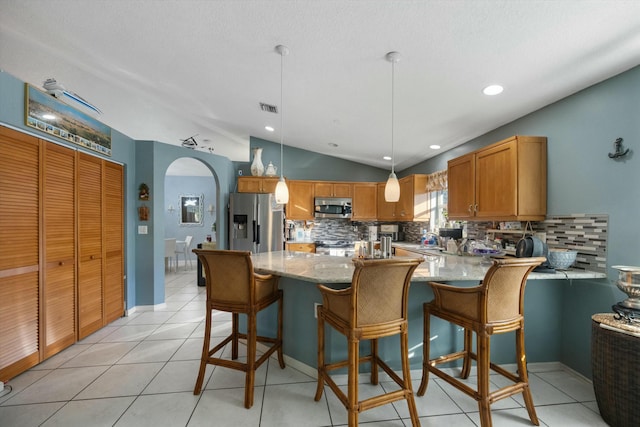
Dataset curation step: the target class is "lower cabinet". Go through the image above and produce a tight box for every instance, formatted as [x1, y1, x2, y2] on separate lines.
[285, 242, 316, 253]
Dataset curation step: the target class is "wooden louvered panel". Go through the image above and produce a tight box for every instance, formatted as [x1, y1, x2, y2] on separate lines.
[104, 254, 123, 323]
[0, 271, 40, 381]
[78, 258, 103, 339]
[43, 264, 76, 357]
[78, 153, 103, 259]
[0, 128, 40, 272]
[103, 162, 124, 323]
[43, 142, 76, 358]
[78, 153, 103, 339]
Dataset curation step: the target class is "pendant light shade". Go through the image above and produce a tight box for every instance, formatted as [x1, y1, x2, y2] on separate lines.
[274, 44, 290, 204]
[385, 171, 400, 202]
[385, 51, 401, 202]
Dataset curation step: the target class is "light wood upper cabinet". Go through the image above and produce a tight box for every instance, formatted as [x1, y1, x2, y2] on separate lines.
[447, 135, 547, 221]
[352, 183, 377, 220]
[397, 174, 429, 221]
[314, 181, 352, 198]
[376, 175, 428, 221]
[287, 180, 315, 220]
[447, 153, 475, 219]
[377, 183, 398, 220]
[237, 176, 279, 193]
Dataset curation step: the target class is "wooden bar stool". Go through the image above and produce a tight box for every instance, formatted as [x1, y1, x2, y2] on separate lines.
[314, 257, 423, 427]
[417, 257, 546, 427]
[192, 249, 284, 409]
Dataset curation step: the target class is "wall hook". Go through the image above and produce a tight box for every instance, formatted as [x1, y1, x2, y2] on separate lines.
[608, 137, 629, 159]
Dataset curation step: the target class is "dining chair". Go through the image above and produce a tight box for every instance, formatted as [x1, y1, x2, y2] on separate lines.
[192, 249, 284, 409]
[175, 235, 193, 270]
[314, 257, 423, 427]
[417, 257, 546, 427]
[164, 238, 176, 272]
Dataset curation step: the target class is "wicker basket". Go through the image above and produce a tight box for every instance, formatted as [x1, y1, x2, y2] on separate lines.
[591, 316, 640, 427]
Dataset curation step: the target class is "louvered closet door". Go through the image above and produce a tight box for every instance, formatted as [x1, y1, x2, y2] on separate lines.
[42, 142, 77, 357]
[77, 153, 103, 339]
[0, 126, 40, 380]
[103, 161, 124, 324]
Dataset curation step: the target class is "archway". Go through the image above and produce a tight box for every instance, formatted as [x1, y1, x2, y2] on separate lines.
[164, 157, 217, 272]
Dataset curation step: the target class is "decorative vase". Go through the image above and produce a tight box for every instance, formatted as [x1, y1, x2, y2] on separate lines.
[250, 147, 264, 176]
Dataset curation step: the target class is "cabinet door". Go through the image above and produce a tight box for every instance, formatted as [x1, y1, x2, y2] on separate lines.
[397, 177, 415, 220]
[42, 143, 76, 358]
[475, 139, 517, 218]
[103, 162, 124, 324]
[376, 183, 397, 220]
[313, 182, 333, 197]
[0, 127, 41, 380]
[285, 243, 315, 253]
[78, 153, 103, 339]
[447, 153, 475, 219]
[261, 177, 279, 193]
[286, 181, 315, 220]
[333, 183, 352, 197]
[352, 183, 377, 220]
[238, 176, 279, 193]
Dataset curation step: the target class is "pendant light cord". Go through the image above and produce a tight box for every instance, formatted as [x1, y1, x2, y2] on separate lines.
[280, 49, 284, 179]
[391, 58, 395, 175]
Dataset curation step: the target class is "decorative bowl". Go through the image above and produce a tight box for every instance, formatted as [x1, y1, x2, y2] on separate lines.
[547, 250, 577, 270]
[611, 265, 640, 309]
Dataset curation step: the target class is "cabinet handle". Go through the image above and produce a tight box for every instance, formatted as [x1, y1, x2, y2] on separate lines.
[468, 204, 474, 213]
[59, 261, 64, 266]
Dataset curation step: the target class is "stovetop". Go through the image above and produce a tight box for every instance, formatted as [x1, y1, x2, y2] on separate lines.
[314, 240, 355, 248]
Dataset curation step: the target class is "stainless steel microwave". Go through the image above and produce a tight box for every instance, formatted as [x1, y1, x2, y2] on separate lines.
[314, 197, 352, 219]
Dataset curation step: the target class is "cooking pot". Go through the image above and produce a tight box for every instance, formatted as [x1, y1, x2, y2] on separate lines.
[516, 236, 545, 257]
[516, 236, 556, 273]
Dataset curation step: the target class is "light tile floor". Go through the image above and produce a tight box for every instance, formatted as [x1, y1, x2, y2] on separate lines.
[0, 265, 607, 426]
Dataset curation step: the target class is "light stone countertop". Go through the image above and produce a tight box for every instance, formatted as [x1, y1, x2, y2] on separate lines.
[251, 250, 606, 284]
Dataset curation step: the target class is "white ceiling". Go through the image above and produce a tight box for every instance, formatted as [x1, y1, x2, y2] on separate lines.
[1, 1, 639, 171]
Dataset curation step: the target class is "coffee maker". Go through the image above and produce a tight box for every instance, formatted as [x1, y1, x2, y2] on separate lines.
[379, 224, 400, 241]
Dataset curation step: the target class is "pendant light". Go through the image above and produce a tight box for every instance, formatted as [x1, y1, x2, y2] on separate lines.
[274, 44, 290, 204]
[384, 51, 401, 202]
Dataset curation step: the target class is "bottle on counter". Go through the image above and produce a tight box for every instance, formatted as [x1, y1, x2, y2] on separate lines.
[420, 229, 428, 246]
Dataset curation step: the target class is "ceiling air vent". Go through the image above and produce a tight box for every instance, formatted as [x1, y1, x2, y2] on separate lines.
[259, 102, 278, 114]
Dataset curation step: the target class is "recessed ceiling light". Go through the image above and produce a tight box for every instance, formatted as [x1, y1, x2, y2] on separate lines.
[328, 143, 338, 147]
[429, 144, 441, 150]
[483, 84, 504, 96]
[265, 126, 274, 132]
[383, 156, 392, 161]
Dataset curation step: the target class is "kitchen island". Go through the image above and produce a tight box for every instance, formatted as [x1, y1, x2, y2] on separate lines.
[249, 250, 606, 376]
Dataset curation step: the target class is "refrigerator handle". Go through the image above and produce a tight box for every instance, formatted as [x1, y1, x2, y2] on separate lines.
[253, 220, 258, 244]
[255, 222, 261, 245]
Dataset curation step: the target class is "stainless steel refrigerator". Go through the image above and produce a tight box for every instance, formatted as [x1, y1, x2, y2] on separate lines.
[229, 193, 285, 253]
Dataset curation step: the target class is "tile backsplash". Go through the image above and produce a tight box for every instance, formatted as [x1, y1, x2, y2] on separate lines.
[291, 214, 608, 273]
[467, 214, 608, 273]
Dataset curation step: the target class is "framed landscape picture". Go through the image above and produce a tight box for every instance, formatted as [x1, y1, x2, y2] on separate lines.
[25, 84, 112, 156]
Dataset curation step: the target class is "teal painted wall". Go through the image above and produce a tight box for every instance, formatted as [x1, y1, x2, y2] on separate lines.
[402, 65, 640, 378]
[247, 136, 390, 182]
